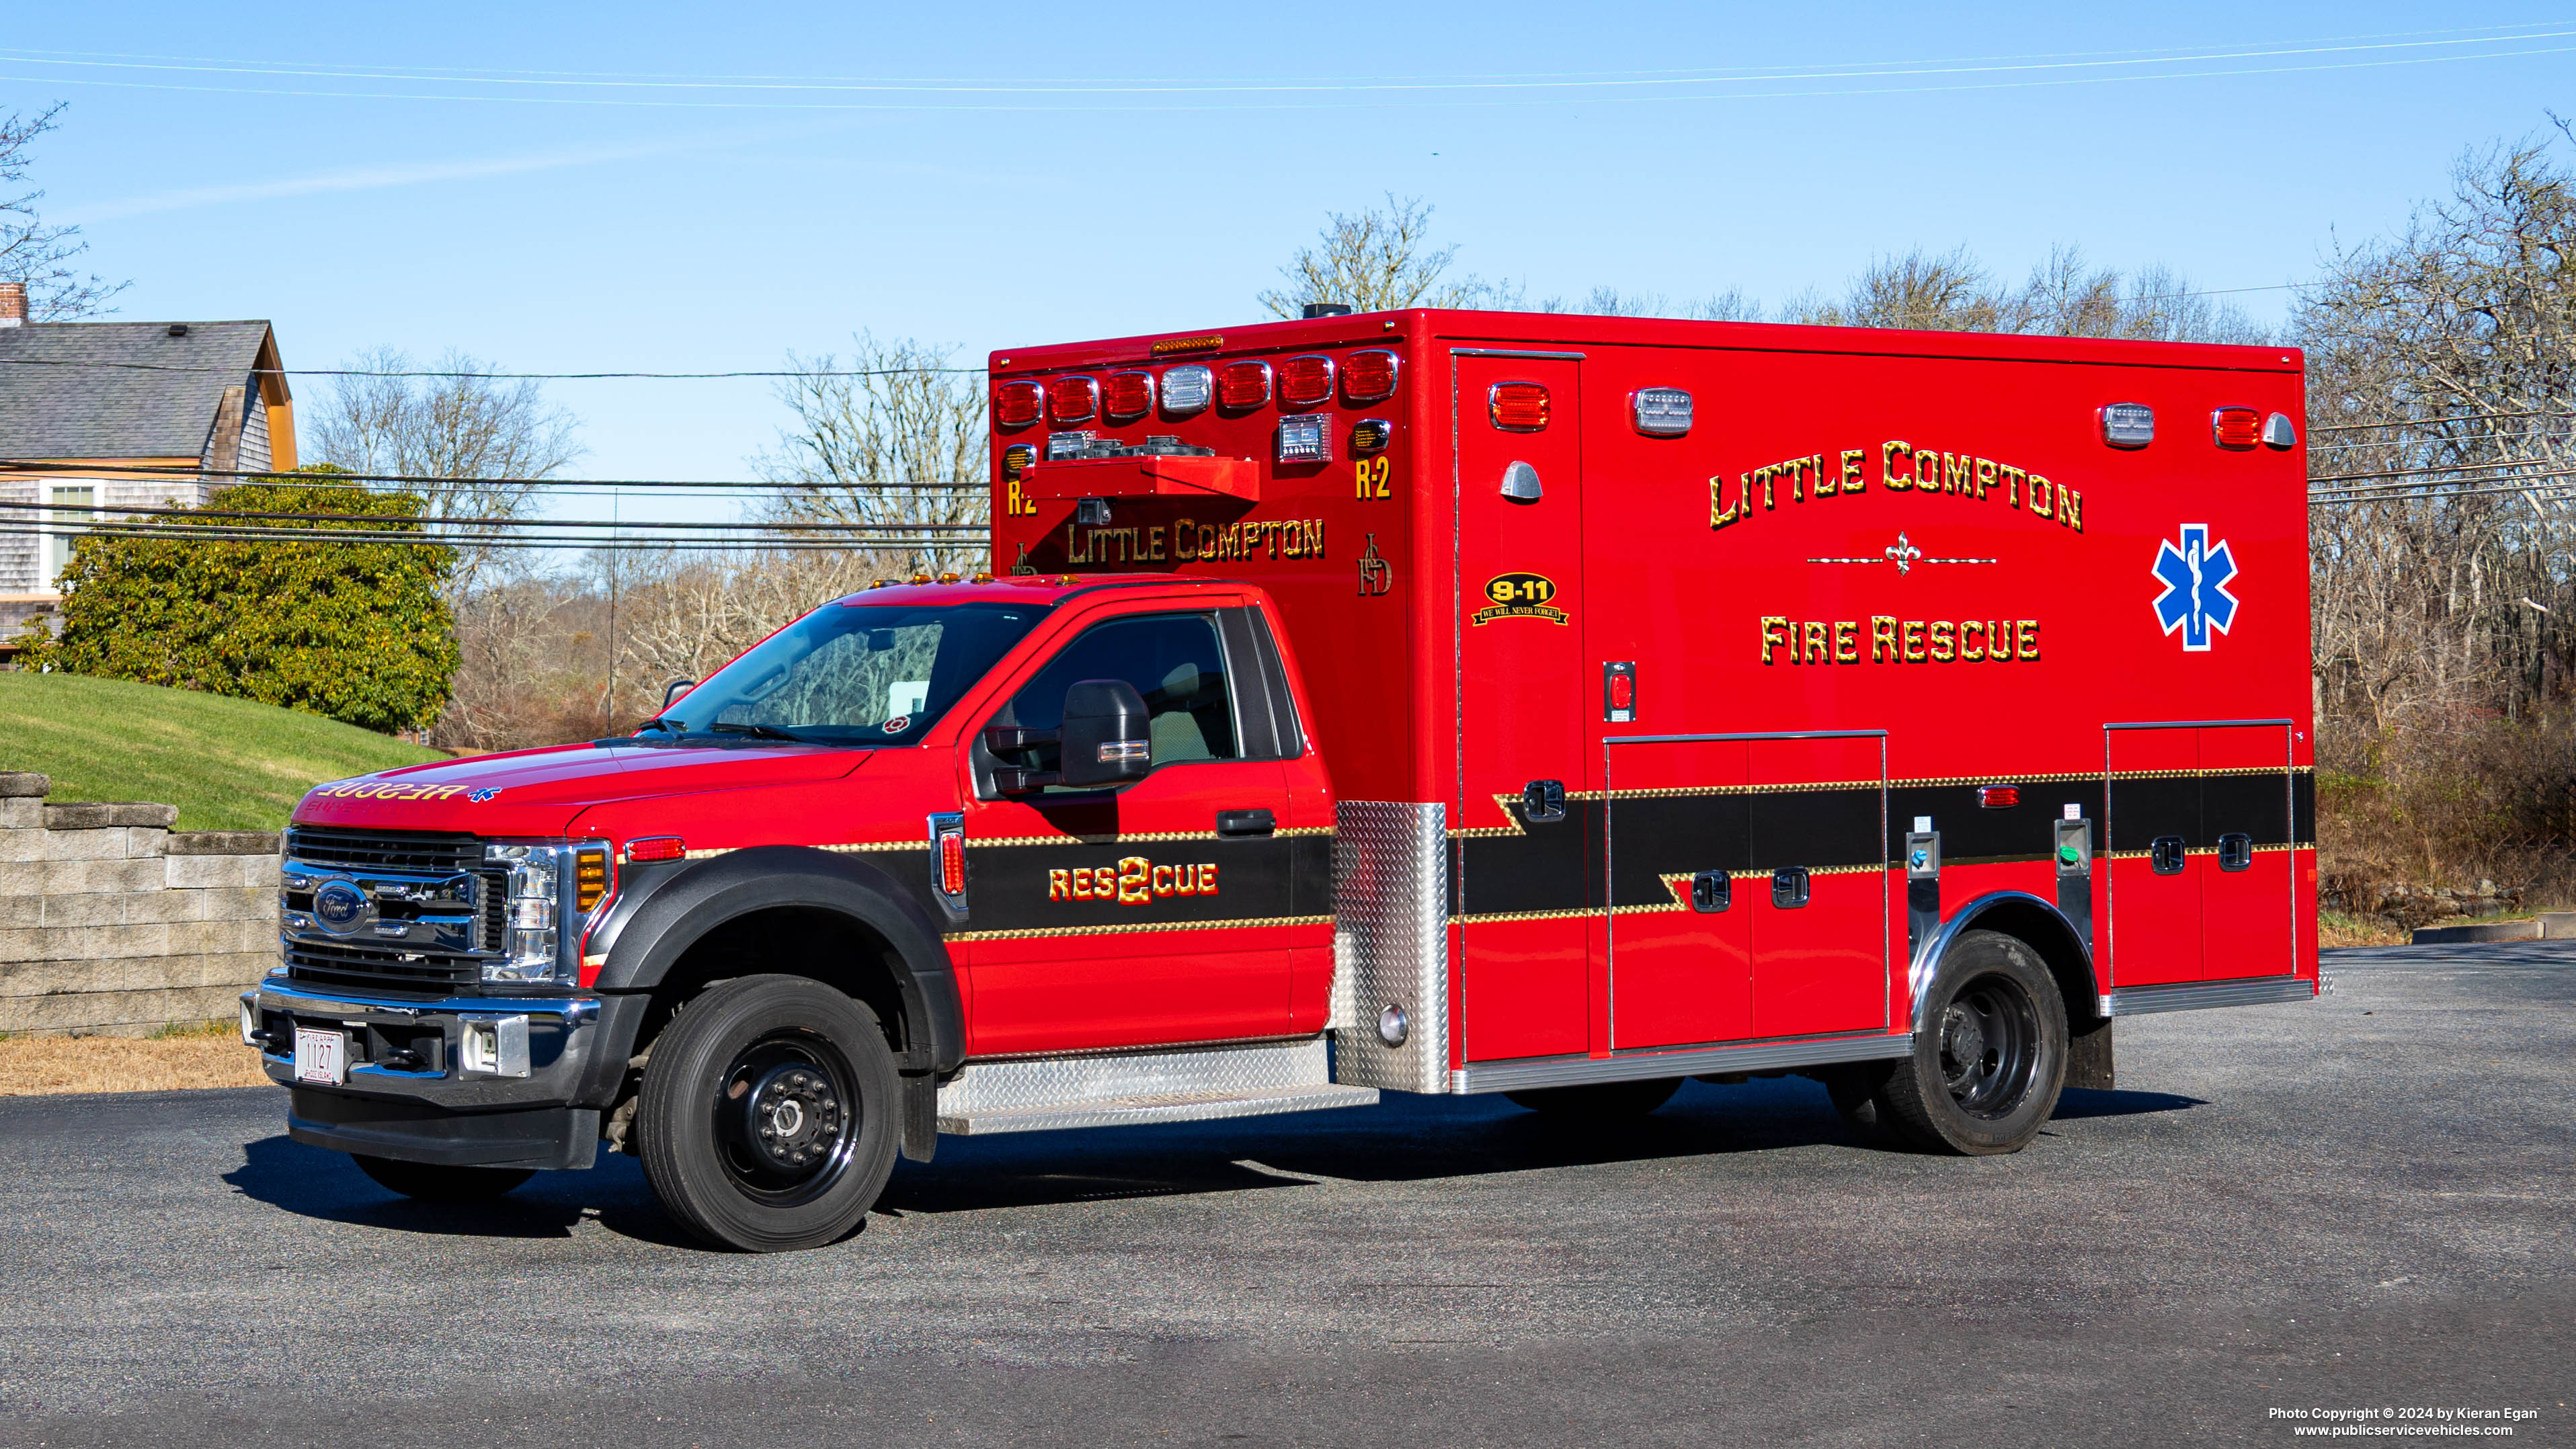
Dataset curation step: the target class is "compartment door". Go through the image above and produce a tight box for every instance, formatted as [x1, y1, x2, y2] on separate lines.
[1455, 354, 1588, 1063]
[1746, 734, 1889, 1038]
[1603, 737, 1752, 1050]
[2105, 725, 2204, 987]
[2198, 723, 2298, 982]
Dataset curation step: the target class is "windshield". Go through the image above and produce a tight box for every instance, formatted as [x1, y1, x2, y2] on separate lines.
[652, 600, 1051, 746]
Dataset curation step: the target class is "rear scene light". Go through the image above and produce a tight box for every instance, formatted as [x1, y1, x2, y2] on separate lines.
[1977, 786, 2021, 809]
[1218, 360, 1273, 410]
[938, 829, 967, 896]
[1279, 354, 1336, 409]
[1632, 387, 1691, 437]
[1277, 413, 1331, 463]
[1490, 381, 1549, 431]
[2100, 402, 2154, 448]
[1045, 431, 1093, 460]
[1342, 349, 1399, 404]
[1049, 376, 1099, 425]
[2212, 407, 2261, 450]
[1161, 364, 1213, 416]
[994, 380, 1044, 429]
[624, 836, 686, 863]
[1102, 370, 1154, 421]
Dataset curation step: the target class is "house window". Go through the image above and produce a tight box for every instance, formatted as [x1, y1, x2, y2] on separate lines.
[48, 486, 93, 585]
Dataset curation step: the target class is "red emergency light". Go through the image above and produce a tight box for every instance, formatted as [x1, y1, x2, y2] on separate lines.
[938, 829, 967, 896]
[1279, 355, 1336, 409]
[994, 380, 1044, 429]
[1218, 360, 1273, 411]
[1490, 381, 1549, 431]
[2212, 407, 2261, 450]
[1343, 349, 1400, 404]
[1102, 370, 1155, 421]
[1049, 376, 1100, 425]
[1976, 786, 2021, 809]
[625, 835, 686, 862]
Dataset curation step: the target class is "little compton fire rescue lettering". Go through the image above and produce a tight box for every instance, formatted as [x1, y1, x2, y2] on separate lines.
[244, 309, 2317, 1253]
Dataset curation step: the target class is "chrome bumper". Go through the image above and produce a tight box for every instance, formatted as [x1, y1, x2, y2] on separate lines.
[243, 977, 639, 1170]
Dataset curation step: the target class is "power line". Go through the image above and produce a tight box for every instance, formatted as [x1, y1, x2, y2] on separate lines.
[0, 497, 975, 532]
[2307, 454, 2575, 485]
[0, 462, 982, 493]
[0, 358, 982, 380]
[0, 523, 976, 552]
[2309, 409, 2576, 435]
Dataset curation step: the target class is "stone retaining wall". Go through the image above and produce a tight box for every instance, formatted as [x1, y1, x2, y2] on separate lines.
[0, 772, 279, 1037]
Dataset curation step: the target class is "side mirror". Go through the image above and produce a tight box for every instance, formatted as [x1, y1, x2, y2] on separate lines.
[662, 678, 696, 708]
[1058, 678, 1152, 788]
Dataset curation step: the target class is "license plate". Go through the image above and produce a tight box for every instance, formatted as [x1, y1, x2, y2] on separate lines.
[293, 1027, 348, 1085]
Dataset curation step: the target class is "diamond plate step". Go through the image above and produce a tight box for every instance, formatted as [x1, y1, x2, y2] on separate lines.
[938, 1081, 1379, 1135]
[935, 1036, 1377, 1136]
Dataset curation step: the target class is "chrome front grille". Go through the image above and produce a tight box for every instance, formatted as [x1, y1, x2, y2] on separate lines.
[282, 827, 507, 998]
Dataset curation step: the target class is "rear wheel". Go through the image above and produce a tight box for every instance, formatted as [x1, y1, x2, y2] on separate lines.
[637, 975, 901, 1253]
[352, 1155, 532, 1202]
[1505, 1077, 1681, 1118]
[1876, 929, 2067, 1155]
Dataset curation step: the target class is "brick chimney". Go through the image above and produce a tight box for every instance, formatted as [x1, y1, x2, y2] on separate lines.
[0, 282, 24, 327]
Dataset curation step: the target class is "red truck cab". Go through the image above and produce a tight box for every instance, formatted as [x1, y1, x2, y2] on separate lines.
[249, 309, 2317, 1252]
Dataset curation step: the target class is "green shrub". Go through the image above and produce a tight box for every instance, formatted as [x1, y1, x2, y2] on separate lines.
[22, 469, 458, 734]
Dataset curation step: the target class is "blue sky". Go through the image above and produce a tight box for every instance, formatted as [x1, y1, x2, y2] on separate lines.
[11, 4, 2575, 527]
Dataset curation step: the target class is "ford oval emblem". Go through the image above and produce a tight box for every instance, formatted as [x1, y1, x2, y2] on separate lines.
[312, 880, 369, 935]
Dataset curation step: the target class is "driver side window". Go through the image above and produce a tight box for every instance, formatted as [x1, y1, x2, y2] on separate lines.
[1004, 613, 1239, 774]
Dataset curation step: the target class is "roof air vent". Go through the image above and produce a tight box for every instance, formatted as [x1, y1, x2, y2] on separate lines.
[167, 323, 190, 338]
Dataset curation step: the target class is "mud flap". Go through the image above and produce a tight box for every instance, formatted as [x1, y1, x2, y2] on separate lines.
[2065, 1015, 2115, 1091]
[901, 1072, 938, 1163]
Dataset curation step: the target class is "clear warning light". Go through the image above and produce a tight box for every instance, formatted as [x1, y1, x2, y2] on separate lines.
[1277, 413, 1331, 463]
[2100, 402, 2154, 449]
[1632, 387, 1692, 437]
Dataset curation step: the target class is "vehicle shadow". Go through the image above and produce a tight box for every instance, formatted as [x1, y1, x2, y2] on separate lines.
[225, 1133, 691, 1245]
[2048, 1086, 2206, 1120]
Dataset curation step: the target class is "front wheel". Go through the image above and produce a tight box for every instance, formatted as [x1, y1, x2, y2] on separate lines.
[1875, 930, 2068, 1155]
[637, 975, 902, 1253]
[352, 1154, 533, 1201]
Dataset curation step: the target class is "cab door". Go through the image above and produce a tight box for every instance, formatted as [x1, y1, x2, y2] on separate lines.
[959, 606, 1295, 1056]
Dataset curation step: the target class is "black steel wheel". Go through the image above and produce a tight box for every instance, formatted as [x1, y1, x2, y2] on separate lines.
[638, 975, 901, 1252]
[1505, 1077, 1681, 1118]
[352, 1154, 533, 1202]
[1876, 929, 2068, 1155]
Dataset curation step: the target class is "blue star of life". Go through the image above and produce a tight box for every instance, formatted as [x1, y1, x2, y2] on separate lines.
[2151, 524, 2239, 651]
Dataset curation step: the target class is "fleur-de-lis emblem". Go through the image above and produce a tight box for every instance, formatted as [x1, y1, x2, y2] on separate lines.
[1885, 532, 1925, 575]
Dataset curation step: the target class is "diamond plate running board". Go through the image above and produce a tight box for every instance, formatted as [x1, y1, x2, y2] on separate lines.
[935, 1036, 1379, 1136]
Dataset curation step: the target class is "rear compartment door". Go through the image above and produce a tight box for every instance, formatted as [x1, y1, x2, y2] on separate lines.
[1601, 737, 1753, 1050]
[1454, 353, 1591, 1063]
[1746, 734, 1889, 1037]
[2196, 723, 2299, 982]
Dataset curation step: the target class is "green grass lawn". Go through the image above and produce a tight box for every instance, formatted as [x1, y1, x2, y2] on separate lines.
[0, 673, 444, 831]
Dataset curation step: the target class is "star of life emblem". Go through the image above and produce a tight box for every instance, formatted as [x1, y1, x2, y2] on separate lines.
[2151, 524, 2239, 651]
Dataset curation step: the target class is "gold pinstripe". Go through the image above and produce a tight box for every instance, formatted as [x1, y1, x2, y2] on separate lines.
[1448, 768, 2314, 836]
[948, 913, 1333, 942]
[679, 827, 1334, 860]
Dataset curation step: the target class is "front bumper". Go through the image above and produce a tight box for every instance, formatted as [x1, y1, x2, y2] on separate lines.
[244, 977, 643, 1170]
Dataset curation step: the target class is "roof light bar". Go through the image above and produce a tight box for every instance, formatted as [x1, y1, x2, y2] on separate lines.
[1490, 381, 1549, 432]
[994, 380, 1045, 429]
[2212, 406, 2261, 450]
[1160, 364, 1213, 417]
[2099, 402, 2154, 449]
[1632, 387, 1691, 437]
[1218, 360, 1272, 411]
[1048, 376, 1100, 426]
[1102, 370, 1155, 421]
[1279, 355, 1336, 409]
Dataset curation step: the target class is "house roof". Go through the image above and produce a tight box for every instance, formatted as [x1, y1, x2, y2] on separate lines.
[0, 321, 287, 460]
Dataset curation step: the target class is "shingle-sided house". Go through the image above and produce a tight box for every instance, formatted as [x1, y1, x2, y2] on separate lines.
[0, 281, 296, 635]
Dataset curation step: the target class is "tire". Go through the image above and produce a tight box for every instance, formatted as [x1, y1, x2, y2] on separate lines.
[637, 975, 902, 1253]
[352, 1154, 533, 1202]
[1505, 1077, 1681, 1118]
[1876, 930, 2068, 1155]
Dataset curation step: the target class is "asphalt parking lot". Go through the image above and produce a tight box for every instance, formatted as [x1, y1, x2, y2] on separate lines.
[1, 943, 2567, 1448]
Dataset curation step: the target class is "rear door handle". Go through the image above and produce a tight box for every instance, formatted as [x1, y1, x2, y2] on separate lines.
[1216, 809, 1276, 837]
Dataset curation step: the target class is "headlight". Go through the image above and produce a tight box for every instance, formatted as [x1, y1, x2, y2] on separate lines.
[481, 841, 610, 985]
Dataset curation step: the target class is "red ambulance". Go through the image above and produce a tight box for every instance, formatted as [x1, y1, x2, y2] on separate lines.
[246, 309, 2317, 1251]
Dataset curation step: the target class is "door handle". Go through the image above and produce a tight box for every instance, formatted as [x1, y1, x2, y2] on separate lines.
[1216, 809, 1276, 838]
[1521, 780, 1567, 824]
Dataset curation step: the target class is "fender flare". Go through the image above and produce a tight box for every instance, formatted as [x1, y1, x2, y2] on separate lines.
[1908, 890, 2099, 1025]
[586, 845, 963, 1073]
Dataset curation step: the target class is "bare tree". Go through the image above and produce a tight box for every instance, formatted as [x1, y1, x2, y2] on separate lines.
[0, 104, 128, 320]
[309, 347, 584, 594]
[753, 333, 987, 578]
[1259, 194, 1514, 316]
[1781, 247, 2009, 331]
